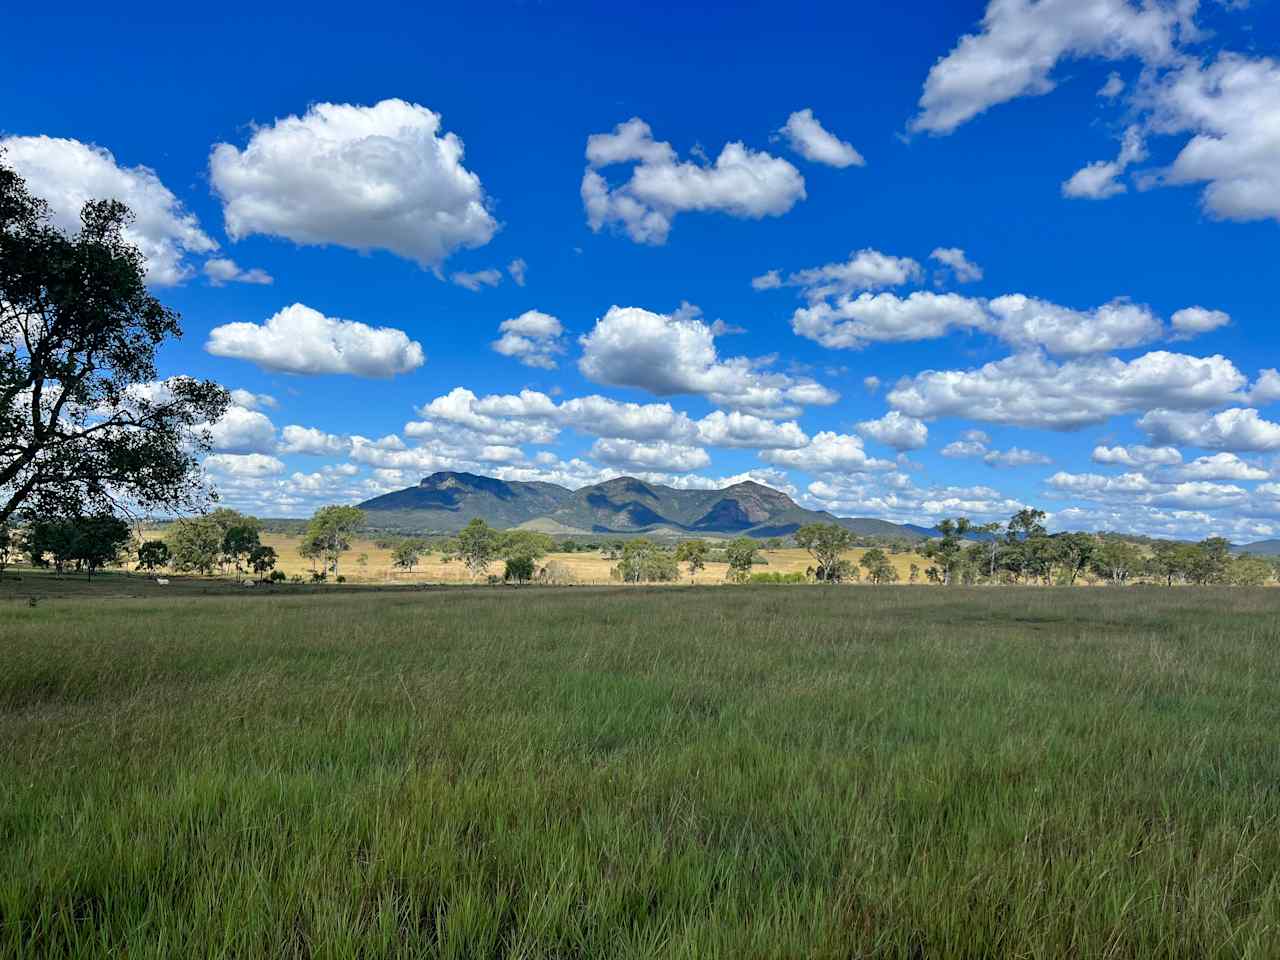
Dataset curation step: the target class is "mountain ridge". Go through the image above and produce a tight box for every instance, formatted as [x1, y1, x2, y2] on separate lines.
[357, 471, 928, 539]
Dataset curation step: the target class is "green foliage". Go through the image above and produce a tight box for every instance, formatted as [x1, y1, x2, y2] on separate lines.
[24, 519, 79, 572]
[860, 548, 899, 584]
[501, 530, 554, 564]
[392, 538, 427, 572]
[268, 569, 287, 583]
[675, 540, 710, 579]
[453, 518, 501, 579]
[23, 514, 130, 579]
[136, 539, 171, 573]
[0, 160, 230, 524]
[168, 516, 222, 575]
[612, 539, 679, 583]
[795, 524, 854, 582]
[1090, 537, 1143, 585]
[303, 505, 364, 578]
[723, 537, 759, 583]
[1227, 555, 1272, 586]
[749, 571, 807, 584]
[504, 555, 536, 584]
[248, 545, 277, 578]
[0, 522, 14, 579]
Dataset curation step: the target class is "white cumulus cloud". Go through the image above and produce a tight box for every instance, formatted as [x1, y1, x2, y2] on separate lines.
[206, 303, 425, 378]
[210, 99, 496, 267]
[778, 108, 865, 168]
[0, 135, 217, 285]
[1138, 407, 1280, 452]
[889, 351, 1248, 429]
[911, 0, 1192, 135]
[930, 247, 984, 283]
[856, 411, 929, 451]
[581, 118, 806, 244]
[578, 305, 837, 417]
[491, 310, 565, 370]
[203, 258, 273, 286]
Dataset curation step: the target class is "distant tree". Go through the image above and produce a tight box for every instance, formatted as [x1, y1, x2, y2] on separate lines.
[169, 516, 222, 574]
[249, 545, 278, 579]
[26, 518, 80, 574]
[1053, 532, 1096, 586]
[454, 518, 501, 579]
[222, 524, 261, 581]
[909, 563, 920, 584]
[975, 521, 1004, 581]
[504, 555, 536, 584]
[392, 539, 424, 572]
[1089, 537, 1142, 585]
[612, 539, 679, 583]
[501, 530, 554, 565]
[1005, 509, 1047, 584]
[795, 524, 854, 583]
[922, 518, 970, 585]
[675, 540, 710, 581]
[860, 548, 899, 584]
[765, 537, 785, 550]
[1148, 541, 1198, 586]
[1227, 555, 1272, 586]
[724, 537, 759, 583]
[1187, 537, 1232, 585]
[72, 514, 131, 580]
[304, 505, 364, 578]
[0, 522, 14, 580]
[0, 160, 230, 525]
[136, 539, 171, 573]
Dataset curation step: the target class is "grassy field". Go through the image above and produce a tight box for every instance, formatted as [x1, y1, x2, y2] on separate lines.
[3, 583, 1280, 957]
[136, 534, 933, 585]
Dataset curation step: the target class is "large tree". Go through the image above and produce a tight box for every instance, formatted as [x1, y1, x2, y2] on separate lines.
[795, 523, 854, 583]
[0, 160, 229, 524]
[304, 505, 364, 578]
[723, 537, 759, 583]
[452, 518, 500, 580]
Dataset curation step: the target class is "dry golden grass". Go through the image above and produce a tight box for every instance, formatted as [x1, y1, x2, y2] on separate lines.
[250, 536, 930, 585]
[135, 532, 930, 585]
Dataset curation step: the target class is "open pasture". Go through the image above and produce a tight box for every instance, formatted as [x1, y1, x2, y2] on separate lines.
[204, 535, 930, 585]
[3, 585, 1280, 958]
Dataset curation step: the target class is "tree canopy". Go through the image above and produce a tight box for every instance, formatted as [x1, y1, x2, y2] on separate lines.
[0, 160, 229, 524]
[795, 524, 854, 582]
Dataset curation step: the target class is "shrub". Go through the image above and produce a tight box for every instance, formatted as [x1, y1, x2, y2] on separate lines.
[749, 572, 807, 584]
[504, 556, 536, 583]
[335, 574, 346, 584]
[269, 570, 287, 582]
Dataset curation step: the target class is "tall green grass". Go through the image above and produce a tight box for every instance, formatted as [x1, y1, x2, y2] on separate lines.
[3, 586, 1280, 957]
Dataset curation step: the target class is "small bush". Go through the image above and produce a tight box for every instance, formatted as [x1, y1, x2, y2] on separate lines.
[269, 570, 287, 583]
[504, 556, 536, 584]
[749, 572, 807, 585]
[310, 571, 327, 583]
[335, 574, 346, 584]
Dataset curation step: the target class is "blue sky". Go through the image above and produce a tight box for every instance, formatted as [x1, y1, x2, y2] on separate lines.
[5, 0, 1280, 539]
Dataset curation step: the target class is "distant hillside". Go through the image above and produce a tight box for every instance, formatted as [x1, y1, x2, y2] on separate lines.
[358, 471, 930, 540]
[1241, 540, 1280, 556]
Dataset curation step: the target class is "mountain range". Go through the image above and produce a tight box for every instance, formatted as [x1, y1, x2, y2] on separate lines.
[358, 471, 926, 539]
[356, 472, 1280, 552]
